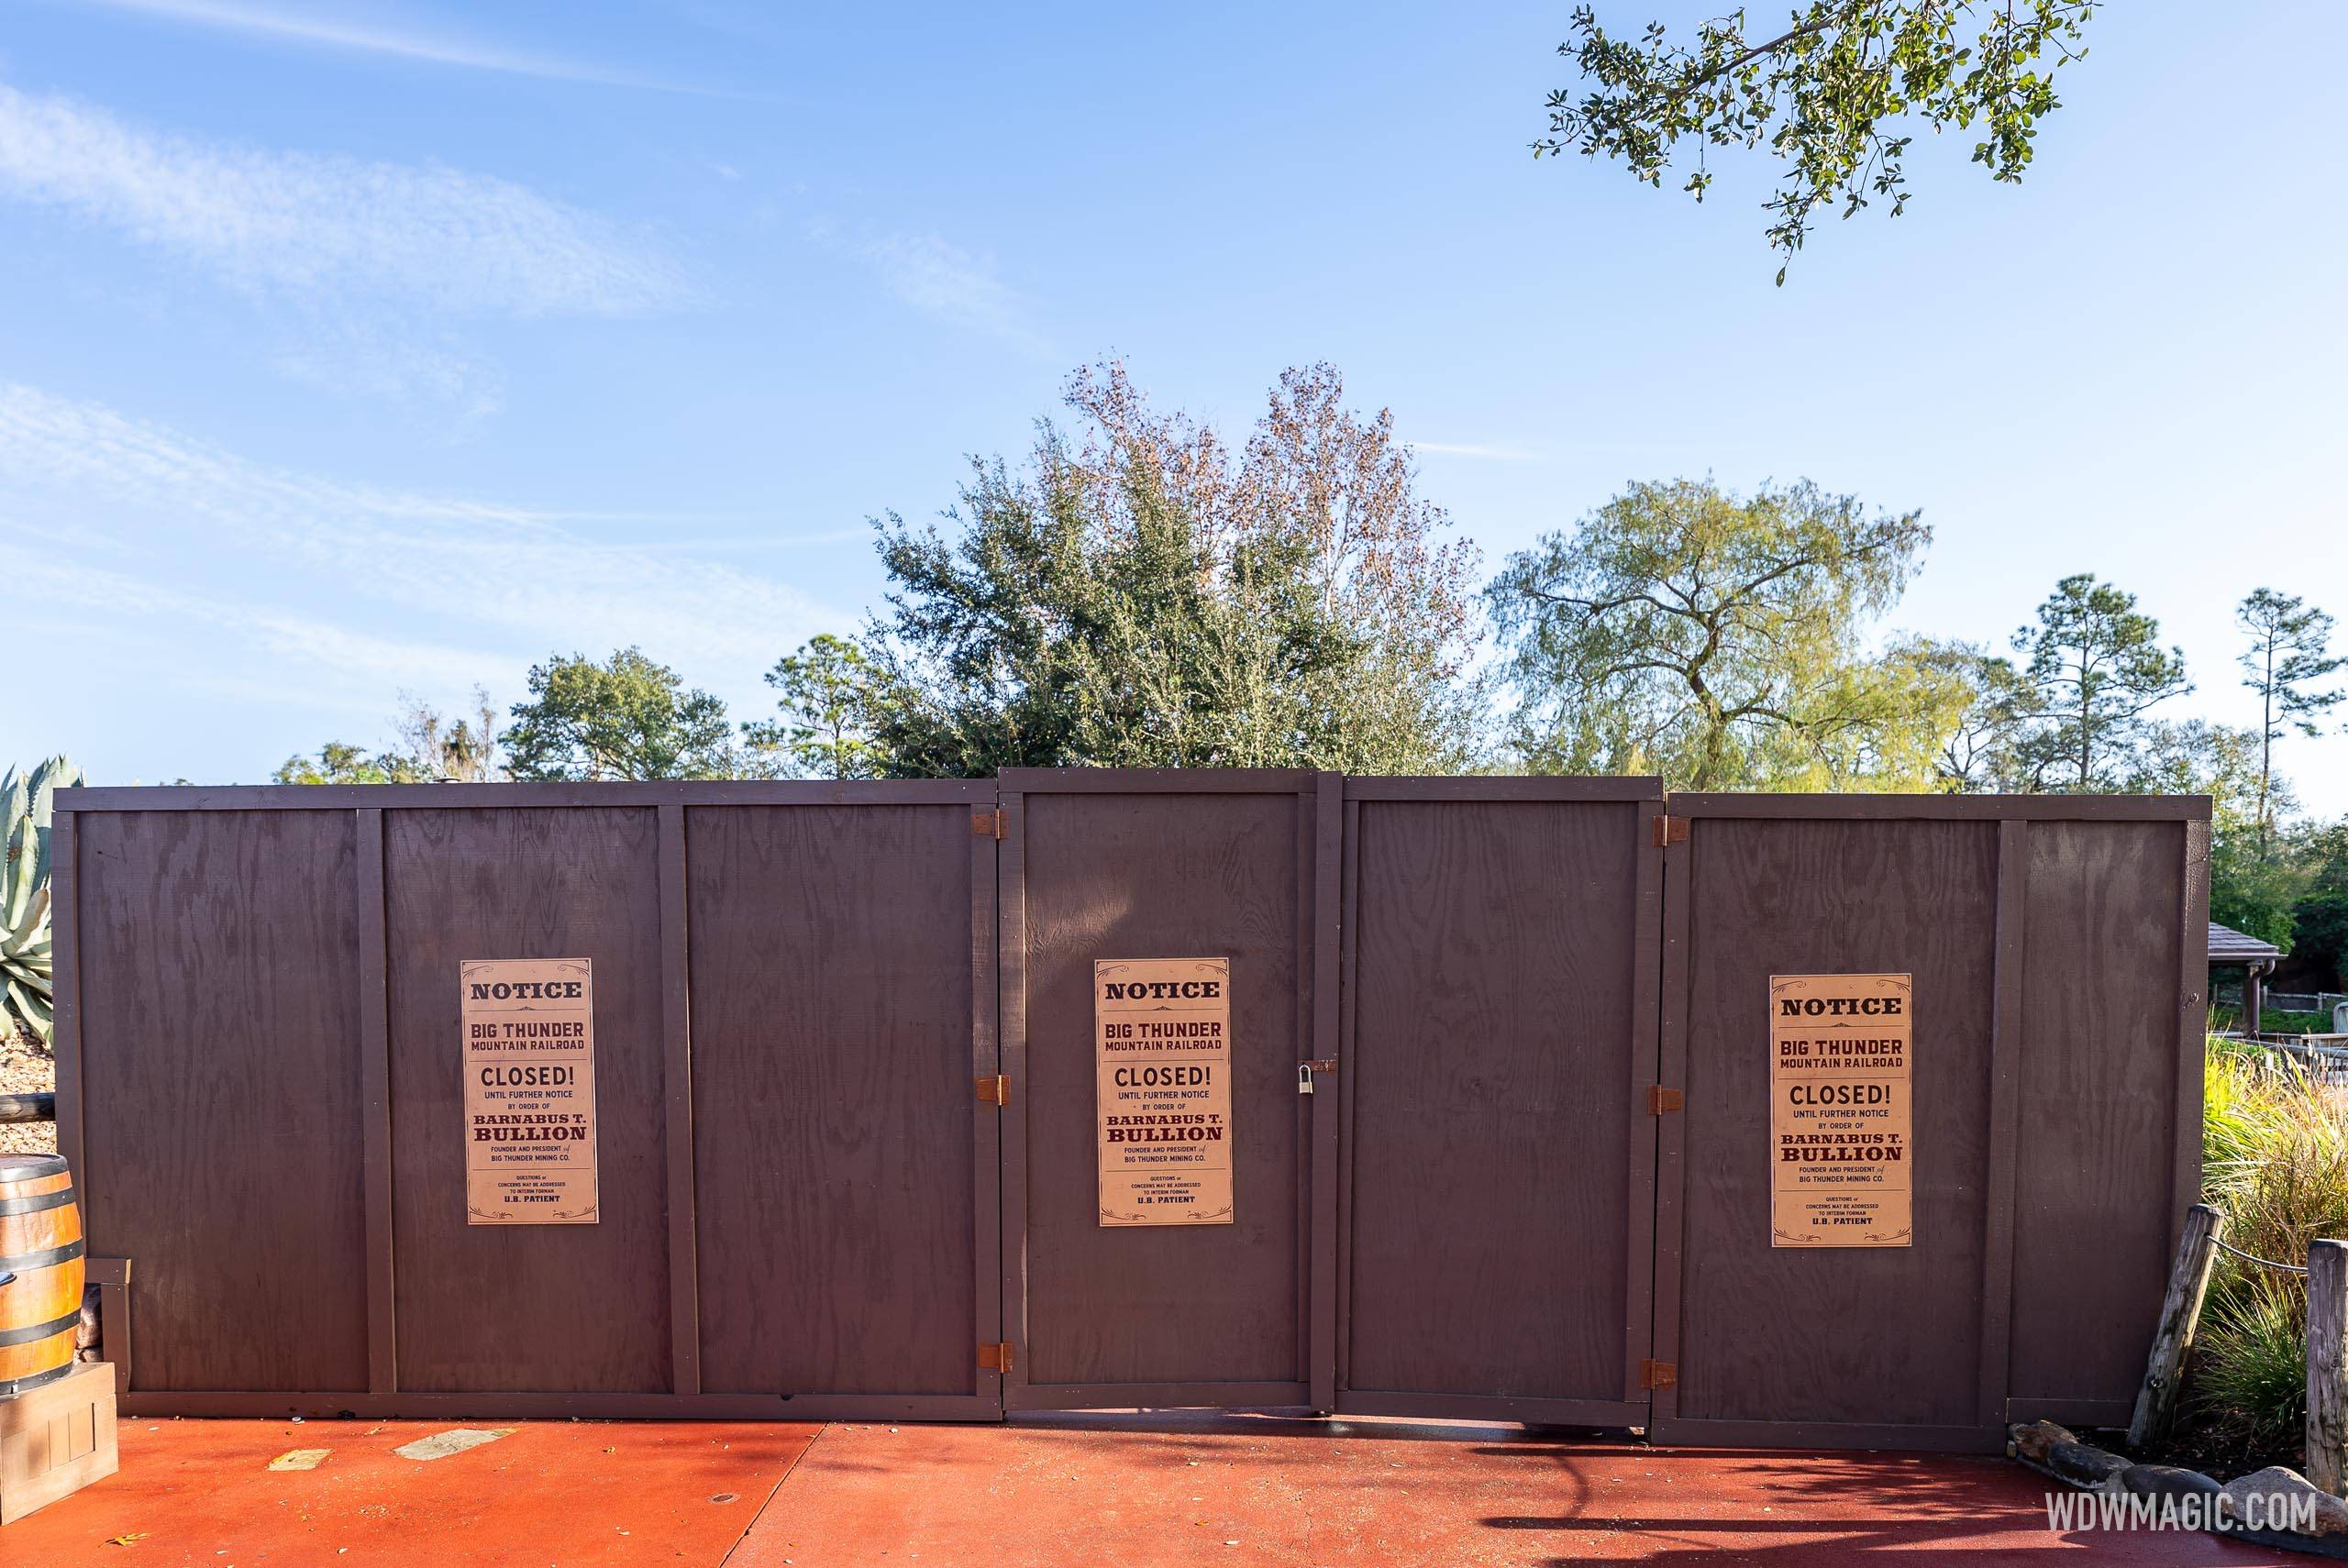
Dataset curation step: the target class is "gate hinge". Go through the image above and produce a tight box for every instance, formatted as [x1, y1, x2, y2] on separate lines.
[971, 807, 1005, 839]
[1652, 813, 1689, 847]
[980, 1341, 1014, 1373]
[1640, 1359, 1677, 1390]
[1647, 1085, 1683, 1114]
[976, 1074, 1010, 1106]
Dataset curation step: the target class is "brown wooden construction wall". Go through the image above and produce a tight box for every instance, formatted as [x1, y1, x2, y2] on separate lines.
[54, 781, 997, 1422]
[1649, 797, 2209, 1452]
[51, 778, 2207, 1447]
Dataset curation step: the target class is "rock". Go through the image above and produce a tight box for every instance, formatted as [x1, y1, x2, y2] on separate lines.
[2121, 1463, 2225, 1502]
[2221, 1466, 2348, 1539]
[2046, 1441, 2132, 1489]
[2008, 1420, 2077, 1463]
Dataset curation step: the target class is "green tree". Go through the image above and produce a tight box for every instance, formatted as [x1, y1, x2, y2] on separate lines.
[862, 360, 1481, 777]
[502, 648, 737, 781]
[388, 687, 504, 783]
[2011, 574, 2189, 790]
[2127, 720, 2297, 949]
[2237, 589, 2343, 851]
[2286, 821, 2348, 993]
[744, 635, 891, 779]
[1915, 641, 2042, 792]
[1536, 1, 2098, 280]
[272, 741, 422, 785]
[1486, 477, 1944, 789]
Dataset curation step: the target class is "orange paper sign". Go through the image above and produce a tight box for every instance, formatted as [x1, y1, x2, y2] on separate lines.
[460, 957, 599, 1225]
[1769, 972, 1913, 1247]
[1095, 957, 1234, 1227]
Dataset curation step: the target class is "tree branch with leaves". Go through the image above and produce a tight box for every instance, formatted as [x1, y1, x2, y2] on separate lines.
[1535, 1, 2098, 280]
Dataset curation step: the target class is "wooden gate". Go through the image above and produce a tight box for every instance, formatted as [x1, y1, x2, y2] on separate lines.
[994, 769, 1338, 1410]
[1332, 777, 1663, 1425]
[50, 776, 2208, 1447]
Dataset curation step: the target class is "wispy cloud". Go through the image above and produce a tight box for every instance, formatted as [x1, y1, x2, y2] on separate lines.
[816, 221, 1058, 360]
[0, 381, 851, 724]
[60, 0, 721, 94]
[0, 83, 694, 315]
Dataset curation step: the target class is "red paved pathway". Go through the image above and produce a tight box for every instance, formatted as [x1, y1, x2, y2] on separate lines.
[737, 1414, 2285, 1567]
[6, 1416, 819, 1565]
[6, 1411, 2288, 1566]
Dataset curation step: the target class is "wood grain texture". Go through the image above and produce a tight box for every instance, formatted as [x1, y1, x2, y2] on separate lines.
[2130, 1203, 2222, 1448]
[685, 804, 979, 1397]
[2007, 820, 2187, 1405]
[2309, 1239, 2348, 1496]
[385, 808, 669, 1393]
[1678, 817, 1999, 1429]
[1346, 799, 1641, 1403]
[1019, 790, 1305, 1391]
[76, 810, 369, 1393]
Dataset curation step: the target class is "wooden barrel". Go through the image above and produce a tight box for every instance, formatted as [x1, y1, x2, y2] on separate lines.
[0, 1153, 85, 1397]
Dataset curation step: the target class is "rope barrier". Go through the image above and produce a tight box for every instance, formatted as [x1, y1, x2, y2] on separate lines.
[2214, 1234, 2309, 1276]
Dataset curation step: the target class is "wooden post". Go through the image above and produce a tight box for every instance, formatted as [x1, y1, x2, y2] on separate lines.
[2309, 1239, 2348, 1495]
[2129, 1203, 2226, 1449]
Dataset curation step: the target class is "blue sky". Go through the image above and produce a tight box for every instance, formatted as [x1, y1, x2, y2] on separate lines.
[2, 1, 2343, 811]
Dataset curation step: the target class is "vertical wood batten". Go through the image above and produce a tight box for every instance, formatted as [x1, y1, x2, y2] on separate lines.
[1307, 774, 1342, 1412]
[1290, 786, 1313, 1391]
[996, 791, 1031, 1408]
[659, 803, 700, 1396]
[1333, 796, 1360, 1402]
[1623, 796, 1665, 1401]
[356, 807, 397, 1394]
[1977, 816, 2027, 1428]
[2174, 818, 2212, 1249]
[1646, 814, 1693, 1434]
[969, 793, 1003, 1408]
[50, 810, 86, 1211]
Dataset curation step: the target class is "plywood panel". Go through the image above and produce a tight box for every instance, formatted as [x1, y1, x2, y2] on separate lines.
[1678, 817, 1998, 1428]
[77, 811, 368, 1392]
[1346, 799, 1639, 1400]
[385, 808, 669, 1392]
[2009, 820, 2184, 1402]
[686, 804, 977, 1397]
[1020, 790, 1304, 1389]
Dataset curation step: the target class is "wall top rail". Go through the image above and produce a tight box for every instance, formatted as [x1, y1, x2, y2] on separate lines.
[53, 778, 2212, 821]
[1662, 792, 2212, 823]
[997, 767, 1321, 793]
[55, 779, 994, 812]
[1345, 777, 1663, 802]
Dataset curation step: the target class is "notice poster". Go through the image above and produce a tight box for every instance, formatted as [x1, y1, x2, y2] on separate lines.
[460, 957, 599, 1225]
[1768, 972, 1912, 1248]
[1095, 957, 1234, 1227]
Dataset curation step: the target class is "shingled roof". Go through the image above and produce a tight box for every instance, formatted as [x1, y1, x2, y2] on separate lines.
[2210, 921, 2284, 963]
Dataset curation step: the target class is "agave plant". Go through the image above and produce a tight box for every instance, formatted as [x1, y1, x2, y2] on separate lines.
[2, 755, 81, 1044]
